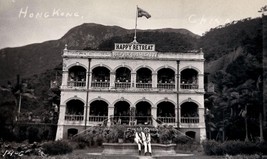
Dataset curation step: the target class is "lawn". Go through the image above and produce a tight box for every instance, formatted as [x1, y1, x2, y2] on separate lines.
[20, 148, 225, 159]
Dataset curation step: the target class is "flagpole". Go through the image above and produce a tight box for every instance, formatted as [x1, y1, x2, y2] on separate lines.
[134, 5, 138, 43]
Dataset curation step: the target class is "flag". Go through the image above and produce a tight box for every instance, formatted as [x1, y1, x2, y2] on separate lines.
[137, 7, 151, 19]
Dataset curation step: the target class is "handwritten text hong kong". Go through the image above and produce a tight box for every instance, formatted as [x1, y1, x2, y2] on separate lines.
[115, 43, 155, 51]
[18, 6, 83, 19]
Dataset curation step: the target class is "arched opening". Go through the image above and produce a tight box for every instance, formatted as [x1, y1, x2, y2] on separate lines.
[68, 66, 86, 87]
[67, 128, 78, 138]
[136, 68, 152, 88]
[157, 68, 175, 89]
[186, 131, 196, 139]
[136, 101, 152, 125]
[91, 67, 110, 87]
[89, 100, 108, 122]
[115, 67, 131, 88]
[65, 100, 84, 121]
[114, 101, 130, 124]
[181, 102, 199, 123]
[180, 69, 198, 89]
[157, 102, 175, 123]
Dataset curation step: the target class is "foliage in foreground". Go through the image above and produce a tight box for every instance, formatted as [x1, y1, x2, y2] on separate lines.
[42, 140, 73, 155]
[203, 140, 267, 156]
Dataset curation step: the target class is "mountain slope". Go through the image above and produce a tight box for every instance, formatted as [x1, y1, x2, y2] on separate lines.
[0, 23, 198, 84]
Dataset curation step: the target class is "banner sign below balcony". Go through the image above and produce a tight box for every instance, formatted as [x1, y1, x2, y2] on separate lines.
[114, 43, 155, 51]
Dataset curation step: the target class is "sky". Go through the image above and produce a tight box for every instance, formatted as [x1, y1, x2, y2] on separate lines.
[0, 0, 265, 49]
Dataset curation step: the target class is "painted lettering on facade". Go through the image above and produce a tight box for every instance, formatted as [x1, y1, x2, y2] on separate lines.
[112, 51, 158, 59]
[114, 43, 155, 51]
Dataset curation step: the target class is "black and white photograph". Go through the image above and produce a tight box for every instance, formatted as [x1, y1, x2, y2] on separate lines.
[0, 0, 266, 158]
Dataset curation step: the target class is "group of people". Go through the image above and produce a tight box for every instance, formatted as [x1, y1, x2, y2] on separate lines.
[134, 127, 152, 156]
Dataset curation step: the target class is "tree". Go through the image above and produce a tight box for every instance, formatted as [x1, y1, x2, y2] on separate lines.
[0, 89, 16, 140]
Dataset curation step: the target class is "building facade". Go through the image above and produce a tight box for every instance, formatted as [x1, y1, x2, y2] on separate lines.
[56, 42, 206, 142]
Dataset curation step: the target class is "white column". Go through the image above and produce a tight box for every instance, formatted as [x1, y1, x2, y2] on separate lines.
[200, 128, 207, 141]
[107, 106, 114, 126]
[88, 71, 92, 89]
[55, 125, 64, 140]
[198, 108, 205, 127]
[175, 73, 178, 90]
[55, 105, 66, 140]
[131, 73, 136, 88]
[110, 72, 115, 88]
[198, 74, 204, 91]
[177, 107, 181, 128]
[61, 71, 68, 87]
[175, 106, 178, 124]
[177, 73, 181, 90]
[151, 106, 157, 127]
[152, 73, 157, 88]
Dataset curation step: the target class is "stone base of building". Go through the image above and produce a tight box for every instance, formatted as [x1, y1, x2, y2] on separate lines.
[102, 143, 176, 155]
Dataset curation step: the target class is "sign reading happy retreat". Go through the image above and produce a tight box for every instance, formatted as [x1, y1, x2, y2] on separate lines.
[114, 43, 155, 51]
[113, 43, 157, 59]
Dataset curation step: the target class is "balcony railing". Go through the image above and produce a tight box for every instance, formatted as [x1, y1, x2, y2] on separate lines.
[157, 117, 176, 123]
[157, 83, 175, 89]
[67, 81, 86, 87]
[180, 117, 199, 123]
[88, 115, 108, 122]
[110, 116, 130, 124]
[109, 115, 152, 125]
[136, 82, 152, 88]
[115, 82, 131, 88]
[91, 81, 110, 88]
[180, 84, 198, 89]
[135, 116, 153, 125]
[65, 115, 84, 121]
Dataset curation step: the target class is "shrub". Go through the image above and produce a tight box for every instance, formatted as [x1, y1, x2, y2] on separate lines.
[203, 140, 223, 155]
[225, 154, 261, 159]
[71, 126, 108, 147]
[203, 140, 267, 156]
[124, 128, 135, 143]
[105, 125, 126, 143]
[42, 140, 73, 155]
[157, 125, 174, 144]
[257, 141, 267, 155]
[176, 142, 202, 152]
[28, 127, 40, 143]
[157, 125, 193, 144]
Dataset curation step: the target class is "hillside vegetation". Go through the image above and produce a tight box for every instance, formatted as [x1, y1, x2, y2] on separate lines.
[201, 17, 263, 141]
[97, 31, 198, 52]
[199, 17, 262, 62]
[0, 23, 197, 84]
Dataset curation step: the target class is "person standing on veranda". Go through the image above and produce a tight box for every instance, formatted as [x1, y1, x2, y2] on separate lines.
[143, 127, 152, 156]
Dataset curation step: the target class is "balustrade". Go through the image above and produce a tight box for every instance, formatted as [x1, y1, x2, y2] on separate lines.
[180, 117, 199, 123]
[65, 115, 84, 121]
[88, 115, 108, 122]
[157, 117, 176, 123]
[180, 84, 198, 89]
[91, 81, 110, 88]
[67, 81, 86, 87]
[157, 83, 175, 89]
[136, 82, 152, 88]
[115, 82, 131, 88]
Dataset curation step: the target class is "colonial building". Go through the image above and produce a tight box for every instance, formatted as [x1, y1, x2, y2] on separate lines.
[56, 42, 206, 142]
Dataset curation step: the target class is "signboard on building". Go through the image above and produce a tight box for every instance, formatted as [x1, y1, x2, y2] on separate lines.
[114, 43, 155, 51]
[112, 51, 158, 59]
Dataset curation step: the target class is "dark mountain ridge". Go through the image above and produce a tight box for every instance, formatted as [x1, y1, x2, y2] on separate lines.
[0, 23, 198, 84]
